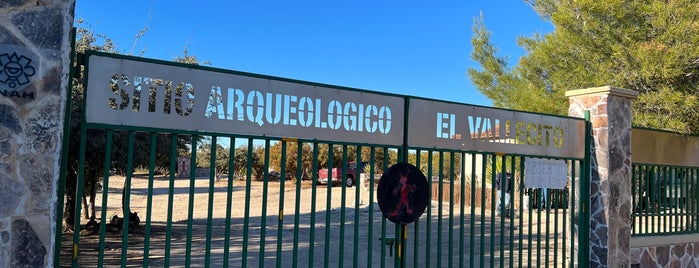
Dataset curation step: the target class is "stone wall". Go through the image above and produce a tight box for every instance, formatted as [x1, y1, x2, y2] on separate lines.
[631, 244, 699, 267]
[630, 235, 699, 267]
[0, 1, 74, 267]
[567, 86, 638, 267]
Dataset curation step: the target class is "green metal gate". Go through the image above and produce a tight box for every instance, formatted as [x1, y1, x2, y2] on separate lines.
[631, 128, 699, 237]
[55, 51, 591, 267]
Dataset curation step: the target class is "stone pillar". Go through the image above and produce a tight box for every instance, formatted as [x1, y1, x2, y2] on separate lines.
[0, 1, 75, 267]
[566, 86, 638, 267]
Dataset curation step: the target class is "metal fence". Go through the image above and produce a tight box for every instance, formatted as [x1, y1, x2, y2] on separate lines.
[631, 164, 699, 236]
[55, 51, 590, 267]
[630, 128, 699, 237]
[57, 132, 585, 267]
[405, 149, 584, 268]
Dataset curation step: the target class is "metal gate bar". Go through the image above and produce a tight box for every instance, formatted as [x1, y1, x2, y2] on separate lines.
[60, 129, 586, 267]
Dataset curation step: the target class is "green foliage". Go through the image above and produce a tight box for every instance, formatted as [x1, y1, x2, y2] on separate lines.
[65, 20, 202, 229]
[420, 151, 462, 182]
[359, 147, 398, 173]
[268, 141, 314, 180]
[227, 144, 264, 180]
[64, 21, 121, 229]
[195, 138, 231, 179]
[75, 19, 117, 54]
[317, 144, 360, 170]
[231, 146, 251, 180]
[634, 88, 699, 133]
[252, 145, 267, 179]
[468, 1, 699, 134]
[173, 48, 211, 65]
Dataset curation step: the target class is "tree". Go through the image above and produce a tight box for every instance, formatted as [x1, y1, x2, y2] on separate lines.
[468, 1, 699, 134]
[360, 147, 398, 174]
[63, 22, 119, 231]
[196, 138, 230, 180]
[268, 141, 314, 180]
[64, 20, 200, 231]
[412, 151, 462, 182]
[317, 144, 355, 170]
[252, 145, 267, 179]
[229, 144, 264, 180]
[231, 146, 250, 180]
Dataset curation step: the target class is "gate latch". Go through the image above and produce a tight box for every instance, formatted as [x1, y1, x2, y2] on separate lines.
[380, 237, 396, 257]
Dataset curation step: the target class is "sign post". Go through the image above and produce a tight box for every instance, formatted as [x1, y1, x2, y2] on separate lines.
[377, 163, 429, 267]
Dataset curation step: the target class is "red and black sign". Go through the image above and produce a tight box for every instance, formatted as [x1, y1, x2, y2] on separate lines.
[377, 163, 429, 224]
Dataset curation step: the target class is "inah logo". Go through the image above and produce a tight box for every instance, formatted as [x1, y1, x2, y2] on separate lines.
[0, 52, 36, 88]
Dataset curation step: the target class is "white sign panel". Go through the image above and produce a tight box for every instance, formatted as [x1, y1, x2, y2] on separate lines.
[85, 53, 405, 145]
[524, 158, 568, 189]
[407, 98, 586, 158]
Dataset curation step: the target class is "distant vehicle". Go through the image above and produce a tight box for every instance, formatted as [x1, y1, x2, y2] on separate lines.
[317, 162, 367, 187]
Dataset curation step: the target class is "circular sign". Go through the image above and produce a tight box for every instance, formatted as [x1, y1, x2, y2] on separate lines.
[377, 163, 429, 224]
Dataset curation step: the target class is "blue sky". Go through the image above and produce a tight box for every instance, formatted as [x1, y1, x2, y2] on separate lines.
[75, 0, 552, 107]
